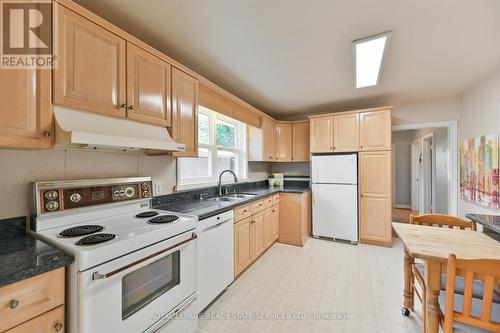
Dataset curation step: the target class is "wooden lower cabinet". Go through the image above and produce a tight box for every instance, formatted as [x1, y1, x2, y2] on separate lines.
[234, 195, 280, 277]
[252, 212, 266, 259]
[234, 217, 253, 276]
[5, 306, 64, 333]
[279, 191, 311, 247]
[359, 151, 392, 246]
[0, 268, 65, 333]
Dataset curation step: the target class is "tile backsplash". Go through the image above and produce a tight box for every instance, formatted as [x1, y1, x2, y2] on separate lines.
[0, 149, 272, 220]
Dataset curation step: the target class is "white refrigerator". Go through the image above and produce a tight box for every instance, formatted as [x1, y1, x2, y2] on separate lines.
[311, 154, 358, 243]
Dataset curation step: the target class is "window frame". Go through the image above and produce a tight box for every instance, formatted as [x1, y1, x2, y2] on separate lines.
[177, 106, 248, 190]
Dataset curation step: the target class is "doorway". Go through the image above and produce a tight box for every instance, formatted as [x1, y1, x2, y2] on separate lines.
[392, 120, 457, 222]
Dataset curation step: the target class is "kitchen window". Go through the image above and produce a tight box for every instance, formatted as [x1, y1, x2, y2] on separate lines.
[177, 106, 248, 189]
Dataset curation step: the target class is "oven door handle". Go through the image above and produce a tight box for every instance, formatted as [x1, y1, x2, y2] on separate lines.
[92, 233, 197, 280]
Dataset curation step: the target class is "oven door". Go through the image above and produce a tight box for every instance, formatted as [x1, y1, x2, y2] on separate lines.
[77, 230, 197, 333]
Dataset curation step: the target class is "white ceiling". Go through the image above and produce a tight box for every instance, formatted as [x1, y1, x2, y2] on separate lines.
[74, 0, 500, 117]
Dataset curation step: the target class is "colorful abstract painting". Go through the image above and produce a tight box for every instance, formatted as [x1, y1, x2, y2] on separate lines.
[460, 134, 499, 209]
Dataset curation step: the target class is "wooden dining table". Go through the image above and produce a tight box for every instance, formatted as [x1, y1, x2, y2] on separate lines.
[392, 222, 500, 333]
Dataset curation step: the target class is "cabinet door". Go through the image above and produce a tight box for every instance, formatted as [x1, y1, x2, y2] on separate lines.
[262, 117, 276, 161]
[234, 217, 252, 277]
[272, 205, 280, 242]
[333, 113, 359, 152]
[359, 110, 391, 151]
[310, 116, 333, 153]
[252, 213, 266, 259]
[0, 69, 52, 149]
[126, 43, 171, 127]
[5, 306, 64, 333]
[264, 208, 274, 248]
[276, 123, 292, 162]
[54, 6, 126, 118]
[171, 67, 198, 157]
[359, 151, 392, 246]
[292, 121, 310, 161]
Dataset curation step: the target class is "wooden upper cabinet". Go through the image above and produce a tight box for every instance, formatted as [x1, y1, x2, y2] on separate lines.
[126, 43, 171, 127]
[0, 69, 52, 149]
[359, 110, 391, 151]
[310, 116, 333, 153]
[276, 122, 292, 162]
[54, 6, 126, 117]
[171, 67, 199, 157]
[292, 121, 310, 161]
[333, 113, 359, 152]
[262, 117, 276, 161]
[359, 151, 392, 246]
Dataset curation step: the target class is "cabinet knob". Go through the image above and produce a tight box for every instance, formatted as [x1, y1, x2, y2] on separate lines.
[9, 299, 19, 309]
[43, 131, 51, 138]
[330, 146, 333, 150]
[55, 322, 63, 332]
[128, 105, 135, 110]
[120, 103, 128, 108]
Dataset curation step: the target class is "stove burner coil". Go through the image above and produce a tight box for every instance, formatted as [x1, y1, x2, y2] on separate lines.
[59, 225, 104, 238]
[135, 211, 159, 218]
[76, 233, 116, 246]
[148, 215, 179, 224]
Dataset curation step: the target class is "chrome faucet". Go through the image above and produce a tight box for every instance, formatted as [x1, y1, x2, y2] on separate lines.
[218, 170, 238, 196]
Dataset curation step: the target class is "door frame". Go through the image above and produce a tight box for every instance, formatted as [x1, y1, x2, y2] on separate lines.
[392, 120, 458, 216]
[421, 133, 436, 213]
[411, 139, 421, 212]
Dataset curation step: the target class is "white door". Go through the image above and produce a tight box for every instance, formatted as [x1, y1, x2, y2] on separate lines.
[312, 154, 357, 184]
[312, 183, 358, 242]
[411, 140, 420, 212]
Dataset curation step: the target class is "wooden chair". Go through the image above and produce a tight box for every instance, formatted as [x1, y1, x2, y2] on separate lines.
[409, 214, 477, 333]
[441, 254, 500, 332]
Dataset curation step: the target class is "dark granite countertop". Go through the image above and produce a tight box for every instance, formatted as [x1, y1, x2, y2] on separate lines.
[0, 217, 74, 288]
[466, 214, 500, 234]
[155, 184, 310, 220]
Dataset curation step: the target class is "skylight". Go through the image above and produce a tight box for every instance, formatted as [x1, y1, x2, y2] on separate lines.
[353, 32, 391, 88]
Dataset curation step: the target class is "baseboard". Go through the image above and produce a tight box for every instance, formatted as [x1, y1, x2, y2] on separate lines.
[394, 204, 411, 209]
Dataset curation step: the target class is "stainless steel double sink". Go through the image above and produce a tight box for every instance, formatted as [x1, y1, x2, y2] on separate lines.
[203, 193, 257, 202]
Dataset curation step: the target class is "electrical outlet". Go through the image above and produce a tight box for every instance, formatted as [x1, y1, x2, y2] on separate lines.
[155, 183, 162, 195]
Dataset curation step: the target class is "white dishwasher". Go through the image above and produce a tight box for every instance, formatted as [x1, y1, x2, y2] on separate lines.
[194, 210, 234, 314]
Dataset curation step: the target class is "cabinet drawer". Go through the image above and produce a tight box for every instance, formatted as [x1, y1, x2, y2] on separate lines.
[0, 268, 64, 332]
[5, 305, 64, 333]
[272, 194, 280, 205]
[264, 196, 274, 208]
[234, 204, 251, 222]
[250, 199, 266, 214]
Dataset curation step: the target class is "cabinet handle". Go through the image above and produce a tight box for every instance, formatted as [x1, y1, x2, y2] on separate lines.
[42, 131, 51, 138]
[330, 146, 333, 150]
[128, 105, 135, 110]
[243, 209, 247, 213]
[251, 220, 255, 224]
[54, 322, 63, 332]
[120, 103, 128, 108]
[9, 299, 19, 309]
[272, 209, 276, 213]
[360, 145, 363, 149]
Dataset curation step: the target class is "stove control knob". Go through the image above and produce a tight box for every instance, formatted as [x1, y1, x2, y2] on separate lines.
[141, 183, 149, 190]
[119, 189, 125, 196]
[44, 190, 58, 200]
[113, 190, 120, 197]
[45, 201, 59, 212]
[125, 187, 135, 197]
[142, 190, 150, 198]
[70, 193, 82, 203]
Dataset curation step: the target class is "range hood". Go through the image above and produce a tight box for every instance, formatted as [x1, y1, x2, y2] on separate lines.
[54, 107, 185, 153]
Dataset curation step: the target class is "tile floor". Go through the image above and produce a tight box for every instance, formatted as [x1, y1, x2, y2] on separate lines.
[197, 238, 423, 333]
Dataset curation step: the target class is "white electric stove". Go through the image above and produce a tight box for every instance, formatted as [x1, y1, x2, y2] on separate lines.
[32, 177, 198, 333]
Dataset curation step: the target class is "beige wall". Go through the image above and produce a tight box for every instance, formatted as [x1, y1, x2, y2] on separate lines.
[270, 162, 310, 176]
[458, 69, 500, 218]
[392, 96, 461, 125]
